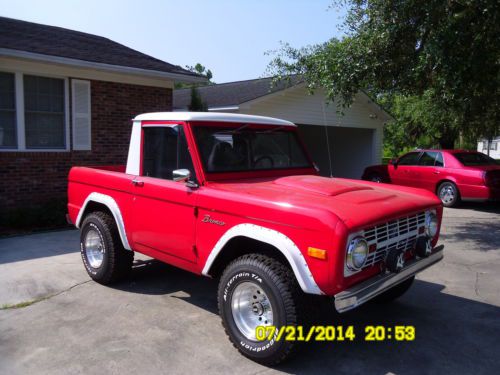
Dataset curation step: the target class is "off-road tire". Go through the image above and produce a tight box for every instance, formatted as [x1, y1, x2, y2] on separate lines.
[80, 211, 134, 284]
[218, 254, 303, 366]
[373, 276, 415, 303]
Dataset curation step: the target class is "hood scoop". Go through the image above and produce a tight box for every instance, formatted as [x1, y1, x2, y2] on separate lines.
[273, 176, 372, 196]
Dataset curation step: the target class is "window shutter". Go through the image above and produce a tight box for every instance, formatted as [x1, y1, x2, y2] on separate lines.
[72, 79, 91, 150]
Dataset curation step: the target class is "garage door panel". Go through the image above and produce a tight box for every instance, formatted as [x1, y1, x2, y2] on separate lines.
[298, 124, 374, 179]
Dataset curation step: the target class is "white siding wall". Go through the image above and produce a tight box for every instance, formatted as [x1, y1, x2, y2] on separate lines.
[238, 84, 387, 165]
[477, 138, 500, 159]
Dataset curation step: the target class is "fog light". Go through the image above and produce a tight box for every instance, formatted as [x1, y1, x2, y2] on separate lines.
[416, 236, 432, 258]
[386, 248, 405, 273]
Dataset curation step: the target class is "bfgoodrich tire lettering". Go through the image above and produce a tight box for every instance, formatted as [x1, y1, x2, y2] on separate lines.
[218, 254, 302, 365]
[80, 211, 133, 285]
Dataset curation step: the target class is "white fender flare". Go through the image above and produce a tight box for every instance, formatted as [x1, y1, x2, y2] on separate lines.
[75, 192, 132, 250]
[201, 223, 324, 295]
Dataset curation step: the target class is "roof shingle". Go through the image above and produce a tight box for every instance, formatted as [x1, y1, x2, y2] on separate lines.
[173, 76, 302, 109]
[0, 16, 200, 78]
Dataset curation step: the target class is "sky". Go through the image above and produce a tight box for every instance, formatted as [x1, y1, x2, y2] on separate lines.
[0, 0, 346, 83]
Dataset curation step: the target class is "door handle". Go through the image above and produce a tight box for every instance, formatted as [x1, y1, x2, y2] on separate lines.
[433, 170, 440, 174]
[132, 178, 144, 187]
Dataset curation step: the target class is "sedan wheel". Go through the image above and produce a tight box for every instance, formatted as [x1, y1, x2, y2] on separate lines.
[438, 182, 460, 208]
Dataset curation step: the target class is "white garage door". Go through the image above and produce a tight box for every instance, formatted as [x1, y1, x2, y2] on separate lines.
[298, 125, 375, 179]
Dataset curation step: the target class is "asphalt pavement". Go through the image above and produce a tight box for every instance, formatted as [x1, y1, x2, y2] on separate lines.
[0, 203, 499, 375]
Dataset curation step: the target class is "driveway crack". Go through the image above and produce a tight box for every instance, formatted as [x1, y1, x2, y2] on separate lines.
[0, 279, 92, 310]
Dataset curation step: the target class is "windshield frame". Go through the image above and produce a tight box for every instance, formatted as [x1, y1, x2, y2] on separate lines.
[189, 122, 316, 180]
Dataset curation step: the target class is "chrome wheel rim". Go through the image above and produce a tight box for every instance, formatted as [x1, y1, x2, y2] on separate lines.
[371, 176, 382, 183]
[84, 229, 104, 268]
[440, 185, 455, 204]
[231, 281, 274, 341]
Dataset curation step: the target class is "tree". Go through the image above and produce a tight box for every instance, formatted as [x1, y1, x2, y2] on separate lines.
[174, 63, 213, 89]
[188, 86, 208, 112]
[187, 63, 213, 82]
[175, 62, 213, 111]
[268, 0, 500, 149]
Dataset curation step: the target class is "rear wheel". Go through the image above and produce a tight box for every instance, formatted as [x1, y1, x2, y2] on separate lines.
[80, 211, 134, 284]
[367, 173, 384, 183]
[218, 254, 302, 365]
[438, 181, 461, 207]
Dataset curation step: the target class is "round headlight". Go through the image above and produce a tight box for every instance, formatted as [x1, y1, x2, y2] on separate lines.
[347, 237, 368, 271]
[425, 212, 438, 238]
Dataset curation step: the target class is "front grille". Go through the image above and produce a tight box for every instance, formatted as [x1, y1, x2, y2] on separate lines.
[360, 211, 426, 270]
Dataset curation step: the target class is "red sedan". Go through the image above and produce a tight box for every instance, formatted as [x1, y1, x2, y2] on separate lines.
[362, 150, 500, 207]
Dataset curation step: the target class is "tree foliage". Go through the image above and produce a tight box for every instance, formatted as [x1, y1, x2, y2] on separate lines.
[175, 63, 213, 111]
[188, 86, 208, 112]
[268, 0, 500, 149]
[186, 63, 213, 82]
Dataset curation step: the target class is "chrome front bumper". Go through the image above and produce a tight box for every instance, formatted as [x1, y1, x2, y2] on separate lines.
[334, 245, 444, 313]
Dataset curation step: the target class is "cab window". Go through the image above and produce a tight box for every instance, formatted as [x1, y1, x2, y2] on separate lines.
[397, 152, 420, 166]
[142, 125, 194, 180]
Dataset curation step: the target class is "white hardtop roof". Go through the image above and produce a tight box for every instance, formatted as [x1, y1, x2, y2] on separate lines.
[133, 112, 296, 127]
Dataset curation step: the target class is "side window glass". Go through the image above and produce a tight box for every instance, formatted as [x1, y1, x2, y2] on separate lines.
[435, 152, 444, 167]
[142, 126, 194, 180]
[419, 151, 438, 166]
[398, 152, 420, 166]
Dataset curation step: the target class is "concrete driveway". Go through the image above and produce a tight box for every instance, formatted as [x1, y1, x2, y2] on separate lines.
[1, 204, 499, 375]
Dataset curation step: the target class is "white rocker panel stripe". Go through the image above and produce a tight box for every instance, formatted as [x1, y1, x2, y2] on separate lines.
[202, 223, 324, 295]
[75, 192, 132, 250]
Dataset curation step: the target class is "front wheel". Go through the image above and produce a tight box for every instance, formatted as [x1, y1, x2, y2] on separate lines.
[218, 254, 302, 365]
[438, 181, 461, 208]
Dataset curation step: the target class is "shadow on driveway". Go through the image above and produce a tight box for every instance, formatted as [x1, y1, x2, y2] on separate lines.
[0, 229, 79, 265]
[108, 259, 500, 375]
[443, 221, 500, 251]
[457, 201, 500, 214]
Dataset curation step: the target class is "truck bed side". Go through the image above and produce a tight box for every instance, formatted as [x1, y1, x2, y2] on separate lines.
[67, 166, 134, 235]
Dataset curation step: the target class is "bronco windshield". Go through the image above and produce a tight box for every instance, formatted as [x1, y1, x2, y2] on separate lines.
[192, 125, 311, 173]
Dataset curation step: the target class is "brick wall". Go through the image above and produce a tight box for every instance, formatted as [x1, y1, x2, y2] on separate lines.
[0, 79, 172, 215]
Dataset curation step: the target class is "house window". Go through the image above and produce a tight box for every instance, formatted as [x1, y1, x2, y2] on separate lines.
[0, 72, 17, 148]
[0, 71, 71, 151]
[24, 75, 65, 149]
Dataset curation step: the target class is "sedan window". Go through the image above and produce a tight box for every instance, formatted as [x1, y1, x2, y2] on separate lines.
[454, 152, 498, 166]
[397, 152, 421, 166]
[419, 152, 438, 166]
[435, 152, 444, 167]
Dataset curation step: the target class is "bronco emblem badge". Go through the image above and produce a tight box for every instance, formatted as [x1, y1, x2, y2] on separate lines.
[202, 214, 225, 226]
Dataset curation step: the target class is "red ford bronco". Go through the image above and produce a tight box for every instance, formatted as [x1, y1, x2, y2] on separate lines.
[68, 112, 444, 364]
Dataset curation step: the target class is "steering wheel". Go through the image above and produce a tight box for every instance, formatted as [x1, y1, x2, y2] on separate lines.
[253, 155, 274, 168]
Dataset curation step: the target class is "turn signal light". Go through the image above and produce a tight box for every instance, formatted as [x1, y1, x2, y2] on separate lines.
[308, 247, 327, 260]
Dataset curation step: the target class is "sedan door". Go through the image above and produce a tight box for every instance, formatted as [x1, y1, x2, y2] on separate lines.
[415, 151, 444, 192]
[389, 152, 422, 187]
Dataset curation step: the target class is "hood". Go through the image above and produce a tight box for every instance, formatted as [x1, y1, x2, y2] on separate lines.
[211, 175, 441, 230]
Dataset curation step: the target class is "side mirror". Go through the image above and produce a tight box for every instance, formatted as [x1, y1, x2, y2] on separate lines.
[173, 169, 191, 182]
[172, 169, 199, 188]
[389, 158, 398, 166]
